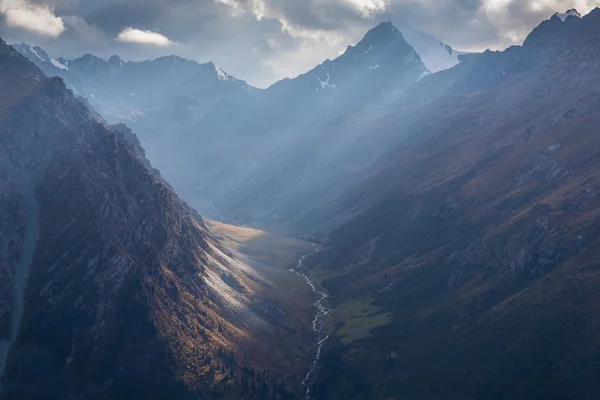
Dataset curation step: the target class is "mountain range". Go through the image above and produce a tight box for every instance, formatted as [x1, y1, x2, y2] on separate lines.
[3, 6, 600, 400]
[12, 42, 256, 134]
[11, 23, 464, 225]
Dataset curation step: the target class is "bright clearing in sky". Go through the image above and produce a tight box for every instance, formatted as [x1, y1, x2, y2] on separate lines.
[116, 27, 174, 47]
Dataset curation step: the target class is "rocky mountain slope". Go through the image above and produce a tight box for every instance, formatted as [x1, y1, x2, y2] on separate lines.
[287, 8, 600, 399]
[0, 39, 313, 400]
[211, 8, 600, 238]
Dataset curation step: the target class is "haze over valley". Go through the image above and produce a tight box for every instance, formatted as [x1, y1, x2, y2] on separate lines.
[2, 1, 600, 399]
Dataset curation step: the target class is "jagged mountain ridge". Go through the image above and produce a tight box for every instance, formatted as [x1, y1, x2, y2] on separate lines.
[256, 21, 429, 126]
[0, 39, 310, 399]
[10, 44, 78, 92]
[555, 8, 582, 21]
[12, 43, 256, 133]
[267, 21, 428, 95]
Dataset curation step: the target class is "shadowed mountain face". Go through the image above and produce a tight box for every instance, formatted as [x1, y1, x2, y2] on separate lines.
[0, 39, 313, 400]
[208, 9, 600, 238]
[288, 8, 600, 400]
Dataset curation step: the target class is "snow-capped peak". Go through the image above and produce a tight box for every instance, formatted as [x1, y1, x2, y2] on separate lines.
[398, 24, 467, 73]
[555, 9, 581, 22]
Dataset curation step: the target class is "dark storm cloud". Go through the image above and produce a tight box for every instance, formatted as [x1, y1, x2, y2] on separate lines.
[1, 0, 599, 86]
[78, 2, 169, 36]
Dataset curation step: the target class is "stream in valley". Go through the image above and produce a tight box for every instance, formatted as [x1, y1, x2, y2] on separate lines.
[295, 245, 331, 400]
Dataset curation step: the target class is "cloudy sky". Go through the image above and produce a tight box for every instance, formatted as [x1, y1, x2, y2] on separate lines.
[0, 0, 599, 87]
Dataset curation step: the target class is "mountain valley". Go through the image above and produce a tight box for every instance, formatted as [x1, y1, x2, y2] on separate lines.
[3, 5, 600, 400]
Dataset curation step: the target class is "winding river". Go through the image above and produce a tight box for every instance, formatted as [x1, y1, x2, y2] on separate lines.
[295, 245, 331, 400]
[187, 200, 331, 398]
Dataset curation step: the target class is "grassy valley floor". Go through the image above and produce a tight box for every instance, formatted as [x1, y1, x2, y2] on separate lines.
[206, 220, 319, 396]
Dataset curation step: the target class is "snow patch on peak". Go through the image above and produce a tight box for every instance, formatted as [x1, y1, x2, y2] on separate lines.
[30, 47, 45, 61]
[556, 9, 581, 21]
[417, 69, 430, 81]
[50, 58, 68, 70]
[399, 25, 466, 73]
[317, 72, 336, 89]
[215, 65, 229, 81]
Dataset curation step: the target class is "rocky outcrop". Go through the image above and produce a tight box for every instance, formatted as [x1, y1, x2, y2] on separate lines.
[515, 146, 570, 185]
[110, 123, 161, 176]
